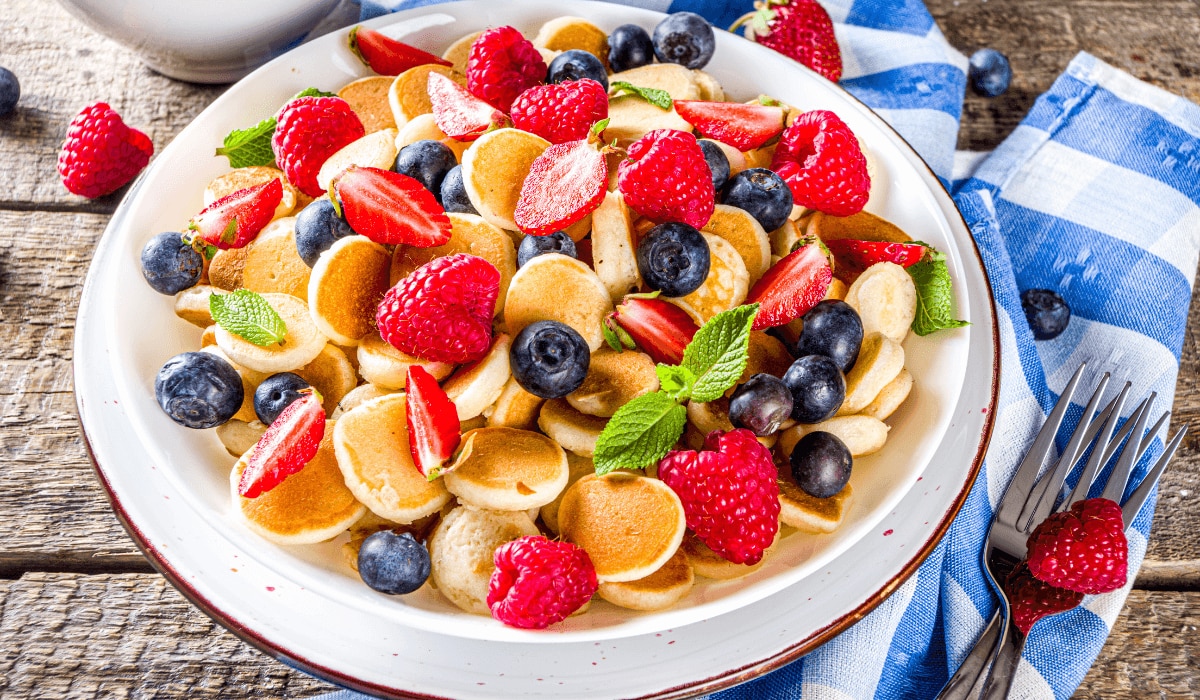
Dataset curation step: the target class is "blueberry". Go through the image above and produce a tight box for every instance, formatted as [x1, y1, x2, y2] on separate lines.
[795, 300, 864, 372]
[652, 12, 715, 70]
[294, 198, 354, 267]
[510, 320, 591, 399]
[721, 168, 793, 233]
[140, 231, 203, 295]
[636, 222, 711, 297]
[790, 431, 852, 498]
[547, 50, 608, 90]
[155, 352, 244, 429]
[357, 531, 431, 595]
[394, 140, 457, 199]
[0, 67, 19, 117]
[729, 374, 794, 436]
[440, 164, 478, 215]
[608, 24, 655, 73]
[1021, 288, 1070, 340]
[517, 231, 577, 268]
[781, 355, 845, 423]
[968, 49, 1012, 97]
[698, 140, 730, 192]
[254, 372, 310, 425]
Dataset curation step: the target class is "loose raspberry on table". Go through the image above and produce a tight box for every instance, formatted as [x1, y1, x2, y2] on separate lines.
[488, 535, 598, 629]
[1005, 562, 1083, 635]
[771, 109, 870, 216]
[272, 96, 364, 198]
[510, 78, 608, 144]
[58, 102, 153, 199]
[466, 26, 546, 113]
[617, 129, 715, 230]
[1025, 497, 1128, 595]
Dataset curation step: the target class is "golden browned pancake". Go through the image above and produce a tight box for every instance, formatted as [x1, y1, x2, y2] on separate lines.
[741, 331, 794, 385]
[692, 70, 724, 101]
[332, 383, 396, 420]
[837, 332, 904, 415]
[597, 548, 694, 611]
[391, 213, 516, 314]
[681, 530, 779, 580]
[669, 233, 748, 324]
[388, 64, 464, 129]
[779, 415, 890, 458]
[778, 465, 854, 534]
[533, 17, 608, 63]
[216, 419, 266, 457]
[317, 129, 399, 192]
[486, 376, 546, 431]
[443, 427, 569, 511]
[214, 292, 327, 374]
[240, 217, 310, 299]
[294, 344, 357, 416]
[860, 367, 912, 420]
[809, 210, 911, 244]
[605, 64, 698, 145]
[338, 76, 397, 133]
[441, 333, 512, 420]
[174, 285, 216, 327]
[769, 218, 803, 259]
[503, 253, 613, 352]
[204, 166, 297, 220]
[356, 331, 455, 390]
[538, 398, 608, 457]
[308, 235, 391, 346]
[702, 204, 771, 284]
[461, 128, 550, 230]
[427, 505, 539, 615]
[442, 31, 482, 73]
[208, 246, 249, 291]
[566, 347, 659, 417]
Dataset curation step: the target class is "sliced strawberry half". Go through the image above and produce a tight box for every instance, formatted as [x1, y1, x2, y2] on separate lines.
[405, 365, 462, 479]
[825, 239, 926, 284]
[238, 392, 325, 498]
[333, 165, 451, 247]
[673, 100, 787, 151]
[428, 72, 508, 142]
[746, 240, 833, 330]
[187, 179, 282, 250]
[348, 25, 451, 75]
[609, 295, 700, 365]
[514, 138, 608, 235]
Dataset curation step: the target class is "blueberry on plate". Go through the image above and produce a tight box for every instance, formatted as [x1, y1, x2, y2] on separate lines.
[636, 222, 711, 297]
[607, 24, 655, 73]
[721, 168, 793, 232]
[358, 530, 431, 595]
[0, 67, 19, 117]
[794, 300, 864, 372]
[140, 231, 204, 295]
[294, 198, 355, 267]
[155, 351, 244, 429]
[790, 431, 852, 498]
[1020, 288, 1070, 340]
[782, 355, 845, 423]
[517, 231, 577, 268]
[698, 140, 730, 192]
[510, 320, 591, 399]
[968, 48, 1012, 97]
[652, 12, 715, 69]
[440, 164, 478, 215]
[547, 50, 608, 90]
[254, 372, 310, 425]
[729, 374, 794, 436]
[394, 139, 458, 198]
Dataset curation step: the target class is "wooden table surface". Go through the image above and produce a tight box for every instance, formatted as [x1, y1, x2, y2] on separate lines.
[1, 0, 1197, 697]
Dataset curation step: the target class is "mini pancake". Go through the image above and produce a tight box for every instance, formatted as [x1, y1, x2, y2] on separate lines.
[486, 376, 545, 431]
[538, 398, 608, 457]
[208, 247, 249, 291]
[740, 331, 794, 385]
[537, 47, 561, 65]
[337, 75, 396, 133]
[394, 113, 471, 162]
[215, 293, 327, 374]
[216, 419, 266, 457]
[837, 332, 904, 416]
[769, 218, 803, 259]
[590, 189, 641, 301]
[844, 261, 917, 342]
[741, 146, 774, 170]
[692, 70, 725, 101]
[566, 347, 659, 418]
[200, 325, 218, 348]
[605, 94, 694, 146]
[533, 17, 609, 63]
[231, 429, 367, 546]
[174, 285, 216, 327]
[539, 451, 594, 534]
[388, 64, 464, 130]
[778, 467, 854, 534]
[610, 63, 700, 99]
[309, 235, 391, 346]
[427, 505, 539, 615]
[562, 212, 592, 243]
[779, 415, 890, 457]
[702, 204, 771, 284]
[391, 213, 516, 315]
[316, 129, 399, 192]
[331, 382, 395, 420]
[808, 210, 911, 244]
[204, 166, 297, 221]
[461, 128, 550, 231]
[356, 331, 455, 390]
[597, 548, 694, 611]
[559, 472, 686, 582]
[668, 233, 749, 324]
[240, 217, 310, 299]
[860, 367, 912, 421]
[442, 333, 511, 421]
[686, 396, 734, 435]
[333, 393, 452, 523]
[682, 531, 778, 579]
[443, 427, 569, 511]
[504, 253, 613, 352]
[294, 344, 357, 416]
[442, 30, 482, 73]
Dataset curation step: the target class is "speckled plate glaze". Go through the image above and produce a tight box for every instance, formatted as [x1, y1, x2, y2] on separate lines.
[74, 1, 998, 696]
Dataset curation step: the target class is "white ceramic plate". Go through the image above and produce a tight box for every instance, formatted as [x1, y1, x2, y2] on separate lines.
[75, 1, 998, 695]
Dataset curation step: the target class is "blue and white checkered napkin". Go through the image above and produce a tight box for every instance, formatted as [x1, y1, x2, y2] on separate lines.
[324, 2, 1200, 698]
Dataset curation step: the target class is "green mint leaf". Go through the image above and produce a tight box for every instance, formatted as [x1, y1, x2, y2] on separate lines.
[655, 364, 696, 402]
[908, 248, 969, 336]
[602, 320, 624, 353]
[594, 392, 687, 475]
[209, 289, 287, 346]
[681, 304, 759, 402]
[215, 116, 277, 169]
[294, 87, 336, 99]
[610, 81, 673, 111]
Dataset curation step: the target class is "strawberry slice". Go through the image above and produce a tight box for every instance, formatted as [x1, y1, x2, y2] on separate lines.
[673, 101, 786, 151]
[746, 240, 833, 330]
[333, 165, 451, 247]
[187, 179, 282, 250]
[514, 138, 608, 235]
[238, 392, 325, 498]
[428, 72, 508, 142]
[405, 365, 462, 479]
[348, 25, 451, 75]
[824, 239, 926, 284]
[608, 295, 700, 365]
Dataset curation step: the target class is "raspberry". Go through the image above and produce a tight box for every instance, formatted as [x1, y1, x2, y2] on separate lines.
[488, 535, 598, 629]
[466, 26, 546, 113]
[1005, 562, 1083, 635]
[272, 96, 364, 198]
[771, 110, 870, 217]
[737, 0, 842, 82]
[510, 78, 608, 144]
[617, 129, 715, 229]
[1025, 497, 1128, 595]
[658, 429, 780, 565]
[57, 102, 153, 199]
[376, 253, 500, 364]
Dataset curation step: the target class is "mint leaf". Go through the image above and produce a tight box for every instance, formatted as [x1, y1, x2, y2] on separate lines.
[681, 304, 759, 402]
[656, 364, 696, 402]
[610, 81, 673, 110]
[210, 289, 287, 346]
[215, 116, 277, 168]
[594, 392, 687, 475]
[908, 248, 969, 336]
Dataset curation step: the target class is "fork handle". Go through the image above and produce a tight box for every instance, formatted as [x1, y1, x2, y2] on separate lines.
[934, 609, 1003, 700]
[981, 620, 1026, 699]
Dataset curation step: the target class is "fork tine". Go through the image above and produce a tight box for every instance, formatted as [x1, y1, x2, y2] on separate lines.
[1100, 394, 1157, 502]
[1064, 382, 1130, 509]
[1122, 426, 1188, 528]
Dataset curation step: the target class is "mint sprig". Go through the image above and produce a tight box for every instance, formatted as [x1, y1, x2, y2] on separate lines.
[210, 289, 287, 346]
[594, 393, 687, 476]
[609, 81, 673, 111]
[908, 247, 969, 336]
[681, 303, 758, 402]
[655, 364, 696, 402]
[214, 87, 337, 168]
